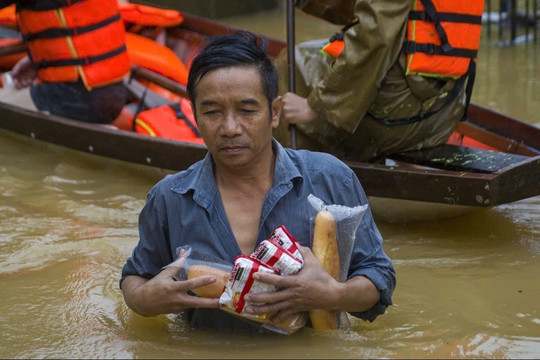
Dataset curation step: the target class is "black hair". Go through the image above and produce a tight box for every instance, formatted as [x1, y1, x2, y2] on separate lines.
[186, 30, 278, 114]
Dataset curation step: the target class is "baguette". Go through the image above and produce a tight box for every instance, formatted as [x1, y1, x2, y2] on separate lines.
[309, 210, 339, 330]
[271, 312, 307, 334]
[187, 264, 230, 298]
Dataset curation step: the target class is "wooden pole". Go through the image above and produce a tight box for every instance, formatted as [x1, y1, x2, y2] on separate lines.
[286, 0, 297, 149]
[0, 42, 27, 57]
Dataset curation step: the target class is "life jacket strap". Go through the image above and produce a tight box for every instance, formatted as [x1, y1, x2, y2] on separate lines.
[368, 59, 476, 126]
[23, 14, 121, 42]
[419, 0, 452, 52]
[402, 41, 478, 59]
[408, 11, 482, 25]
[17, 0, 86, 11]
[169, 103, 202, 138]
[321, 17, 359, 57]
[462, 59, 476, 119]
[33, 44, 127, 69]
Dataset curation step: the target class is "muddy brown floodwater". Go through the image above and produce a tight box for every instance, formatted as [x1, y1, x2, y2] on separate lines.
[0, 7, 538, 359]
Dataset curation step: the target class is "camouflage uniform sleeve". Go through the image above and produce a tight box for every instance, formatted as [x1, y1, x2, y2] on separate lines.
[307, 0, 411, 133]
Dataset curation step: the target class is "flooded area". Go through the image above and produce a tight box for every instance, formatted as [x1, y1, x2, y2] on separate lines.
[1, 6, 539, 359]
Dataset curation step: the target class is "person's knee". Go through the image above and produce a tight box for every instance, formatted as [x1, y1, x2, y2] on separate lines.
[89, 82, 128, 123]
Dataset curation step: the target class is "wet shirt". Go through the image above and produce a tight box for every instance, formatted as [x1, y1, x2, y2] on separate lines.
[120, 140, 396, 329]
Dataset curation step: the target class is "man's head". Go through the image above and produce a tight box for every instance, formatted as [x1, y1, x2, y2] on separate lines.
[187, 30, 279, 115]
[185, 31, 282, 172]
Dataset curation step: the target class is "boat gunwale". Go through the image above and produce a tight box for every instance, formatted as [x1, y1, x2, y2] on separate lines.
[0, 9, 539, 207]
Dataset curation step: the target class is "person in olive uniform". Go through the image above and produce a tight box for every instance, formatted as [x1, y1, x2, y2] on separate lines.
[275, 0, 479, 162]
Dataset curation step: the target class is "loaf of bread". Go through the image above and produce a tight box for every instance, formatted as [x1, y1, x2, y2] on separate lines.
[271, 312, 307, 334]
[187, 264, 230, 298]
[309, 210, 339, 330]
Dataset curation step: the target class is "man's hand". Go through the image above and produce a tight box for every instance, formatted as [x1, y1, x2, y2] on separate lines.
[242, 246, 341, 324]
[280, 92, 318, 129]
[121, 265, 221, 317]
[10, 55, 36, 89]
[243, 245, 381, 325]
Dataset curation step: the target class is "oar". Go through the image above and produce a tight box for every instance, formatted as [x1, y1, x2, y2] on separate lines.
[131, 65, 188, 98]
[0, 41, 26, 57]
[124, 77, 176, 109]
[286, 0, 297, 149]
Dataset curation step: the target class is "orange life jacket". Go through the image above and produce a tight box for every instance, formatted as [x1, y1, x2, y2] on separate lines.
[133, 99, 205, 144]
[118, 2, 184, 27]
[0, 3, 16, 26]
[404, 0, 484, 79]
[125, 32, 189, 86]
[321, 0, 484, 79]
[320, 18, 358, 58]
[320, 37, 344, 58]
[16, 0, 130, 90]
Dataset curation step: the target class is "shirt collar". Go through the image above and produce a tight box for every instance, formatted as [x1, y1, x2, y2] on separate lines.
[272, 138, 303, 187]
[171, 138, 303, 201]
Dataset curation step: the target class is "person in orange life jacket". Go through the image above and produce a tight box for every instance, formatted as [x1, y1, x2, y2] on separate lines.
[2, 0, 131, 128]
[274, 0, 484, 162]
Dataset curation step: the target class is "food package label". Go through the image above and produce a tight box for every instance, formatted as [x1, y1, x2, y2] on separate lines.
[269, 225, 303, 261]
[219, 255, 279, 321]
[251, 239, 303, 275]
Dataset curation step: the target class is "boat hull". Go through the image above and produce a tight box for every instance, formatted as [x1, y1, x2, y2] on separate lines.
[0, 11, 539, 209]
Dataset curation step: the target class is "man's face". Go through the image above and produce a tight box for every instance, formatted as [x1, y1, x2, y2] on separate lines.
[193, 65, 280, 171]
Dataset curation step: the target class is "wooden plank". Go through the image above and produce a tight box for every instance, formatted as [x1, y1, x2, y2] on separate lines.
[466, 103, 540, 149]
[491, 155, 540, 205]
[391, 144, 530, 173]
[346, 160, 496, 206]
[0, 102, 207, 172]
[455, 121, 540, 156]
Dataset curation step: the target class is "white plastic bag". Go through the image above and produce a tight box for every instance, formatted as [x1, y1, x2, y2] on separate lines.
[307, 194, 368, 330]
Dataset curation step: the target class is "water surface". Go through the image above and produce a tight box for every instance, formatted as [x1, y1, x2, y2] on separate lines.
[0, 8, 538, 359]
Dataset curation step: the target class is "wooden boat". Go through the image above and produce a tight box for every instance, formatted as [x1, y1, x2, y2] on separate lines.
[0, 9, 539, 212]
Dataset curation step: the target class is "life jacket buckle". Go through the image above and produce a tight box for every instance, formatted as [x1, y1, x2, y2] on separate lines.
[328, 32, 344, 43]
[403, 41, 415, 54]
[441, 42, 453, 53]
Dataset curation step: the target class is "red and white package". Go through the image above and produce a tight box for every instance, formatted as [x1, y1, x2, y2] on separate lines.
[219, 255, 279, 322]
[251, 239, 303, 275]
[269, 225, 303, 261]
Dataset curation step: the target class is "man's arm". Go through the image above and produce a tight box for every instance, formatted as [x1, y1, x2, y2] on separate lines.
[308, 0, 412, 133]
[121, 265, 221, 317]
[242, 246, 381, 323]
[244, 160, 395, 323]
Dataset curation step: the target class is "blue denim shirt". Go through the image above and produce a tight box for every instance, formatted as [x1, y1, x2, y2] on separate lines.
[121, 140, 395, 329]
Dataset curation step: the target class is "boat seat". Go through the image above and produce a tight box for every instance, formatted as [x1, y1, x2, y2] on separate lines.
[389, 144, 530, 173]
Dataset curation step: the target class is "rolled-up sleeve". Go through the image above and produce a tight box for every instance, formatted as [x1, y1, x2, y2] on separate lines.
[342, 173, 396, 321]
[120, 186, 175, 288]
